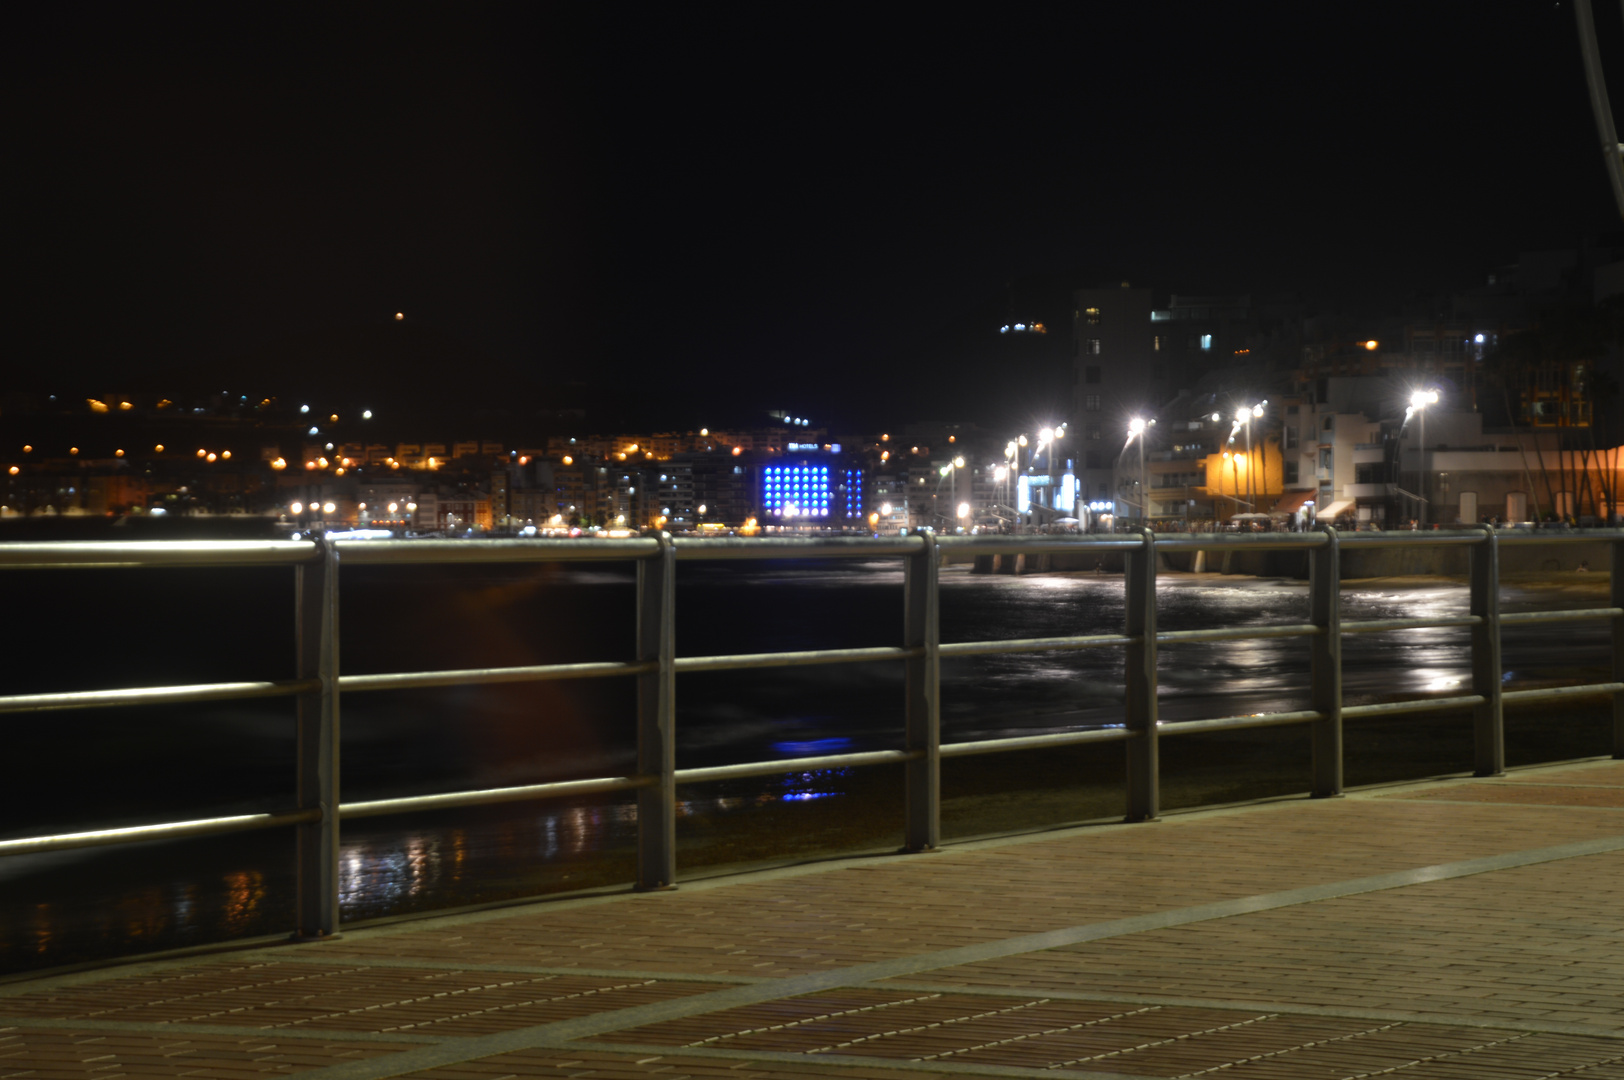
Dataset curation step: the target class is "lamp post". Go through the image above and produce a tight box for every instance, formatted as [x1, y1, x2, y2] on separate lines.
[1410, 388, 1439, 528]
[934, 455, 965, 528]
[1234, 402, 1266, 512]
[1127, 417, 1148, 521]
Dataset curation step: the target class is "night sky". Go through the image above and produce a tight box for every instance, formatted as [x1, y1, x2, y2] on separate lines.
[9, 2, 1623, 430]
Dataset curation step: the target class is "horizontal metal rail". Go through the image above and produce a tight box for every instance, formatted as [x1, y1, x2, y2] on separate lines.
[341, 775, 659, 819]
[1497, 529, 1624, 545]
[675, 646, 920, 674]
[939, 633, 1135, 657]
[339, 661, 652, 694]
[674, 536, 925, 559]
[0, 808, 321, 856]
[1161, 709, 1327, 735]
[935, 535, 1156, 557]
[674, 749, 919, 784]
[0, 540, 318, 569]
[0, 678, 319, 715]
[1499, 607, 1623, 626]
[1342, 694, 1488, 718]
[1503, 682, 1624, 704]
[1151, 533, 1330, 553]
[335, 537, 661, 564]
[1338, 532, 1489, 548]
[1342, 616, 1482, 633]
[940, 727, 1132, 757]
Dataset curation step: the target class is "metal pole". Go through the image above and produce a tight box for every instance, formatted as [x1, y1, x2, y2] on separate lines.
[1418, 407, 1428, 529]
[294, 539, 340, 939]
[1575, 0, 1624, 223]
[903, 531, 940, 851]
[1124, 527, 1159, 821]
[635, 532, 677, 889]
[1138, 436, 1146, 522]
[1245, 421, 1253, 512]
[1469, 524, 1504, 776]
[1613, 537, 1623, 758]
[1309, 525, 1342, 797]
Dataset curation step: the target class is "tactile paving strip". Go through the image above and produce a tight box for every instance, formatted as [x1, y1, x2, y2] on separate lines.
[0, 1026, 419, 1077]
[1, 960, 727, 1037]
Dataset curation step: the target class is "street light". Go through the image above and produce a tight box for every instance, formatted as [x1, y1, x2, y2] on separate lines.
[934, 455, 966, 527]
[1127, 417, 1148, 521]
[1410, 388, 1440, 528]
[1231, 401, 1267, 511]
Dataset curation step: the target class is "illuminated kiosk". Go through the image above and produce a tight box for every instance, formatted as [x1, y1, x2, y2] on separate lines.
[761, 444, 864, 532]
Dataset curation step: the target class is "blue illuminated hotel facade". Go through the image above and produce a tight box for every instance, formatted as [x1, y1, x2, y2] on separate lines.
[761, 447, 864, 528]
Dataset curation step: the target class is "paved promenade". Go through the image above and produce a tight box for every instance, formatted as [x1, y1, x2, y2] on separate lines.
[5, 758, 1624, 1080]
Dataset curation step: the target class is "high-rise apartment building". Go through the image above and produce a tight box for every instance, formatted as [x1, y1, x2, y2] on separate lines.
[1072, 284, 1160, 509]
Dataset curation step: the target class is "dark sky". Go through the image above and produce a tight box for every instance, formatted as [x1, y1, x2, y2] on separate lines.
[8, 2, 1623, 429]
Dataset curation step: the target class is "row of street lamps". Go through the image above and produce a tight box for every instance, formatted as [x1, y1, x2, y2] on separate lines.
[929, 384, 1441, 530]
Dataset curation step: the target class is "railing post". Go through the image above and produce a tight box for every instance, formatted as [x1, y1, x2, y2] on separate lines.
[903, 531, 940, 852]
[1124, 528, 1158, 822]
[636, 532, 677, 890]
[1309, 525, 1342, 797]
[294, 538, 340, 939]
[1612, 537, 1623, 759]
[1470, 524, 1505, 776]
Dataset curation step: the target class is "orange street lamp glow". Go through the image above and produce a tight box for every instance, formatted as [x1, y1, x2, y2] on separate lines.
[395, 312, 404, 321]
[1364, 339, 1379, 350]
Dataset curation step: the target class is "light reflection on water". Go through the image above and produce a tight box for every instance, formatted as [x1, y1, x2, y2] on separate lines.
[4, 567, 1611, 973]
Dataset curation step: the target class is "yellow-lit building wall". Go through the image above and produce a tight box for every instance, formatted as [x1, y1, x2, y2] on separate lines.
[1201, 438, 1283, 516]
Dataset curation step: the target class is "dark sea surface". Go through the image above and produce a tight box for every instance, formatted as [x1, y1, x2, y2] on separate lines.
[1, 553, 1614, 975]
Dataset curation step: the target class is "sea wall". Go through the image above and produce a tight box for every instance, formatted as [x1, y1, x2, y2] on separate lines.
[968, 539, 1614, 579]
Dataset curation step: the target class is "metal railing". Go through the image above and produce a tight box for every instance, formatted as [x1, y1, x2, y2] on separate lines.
[2, 528, 1621, 942]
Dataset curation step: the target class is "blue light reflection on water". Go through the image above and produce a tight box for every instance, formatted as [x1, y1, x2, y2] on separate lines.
[772, 737, 853, 754]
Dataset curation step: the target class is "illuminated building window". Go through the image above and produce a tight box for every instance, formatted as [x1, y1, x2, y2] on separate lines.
[1085, 307, 1101, 326]
[1084, 394, 1100, 412]
[1154, 335, 1162, 351]
[1086, 338, 1101, 355]
[1200, 334, 1213, 351]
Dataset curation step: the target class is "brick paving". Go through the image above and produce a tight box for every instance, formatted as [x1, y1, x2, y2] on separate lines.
[3, 758, 1623, 1080]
